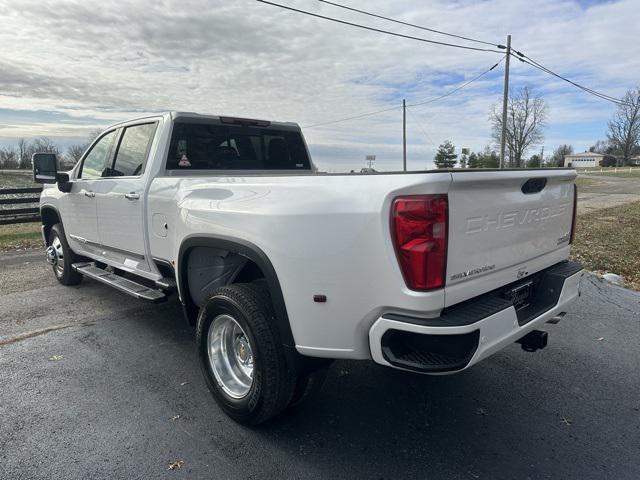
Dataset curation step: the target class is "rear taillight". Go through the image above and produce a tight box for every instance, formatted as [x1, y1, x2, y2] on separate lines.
[570, 183, 578, 244]
[391, 194, 448, 291]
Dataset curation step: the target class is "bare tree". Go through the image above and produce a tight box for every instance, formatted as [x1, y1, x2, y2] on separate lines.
[17, 138, 30, 169]
[0, 146, 19, 169]
[589, 139, 614, 154]
[62, 129, 103, 169]
[31, 137, 60, 155]
[607, 86, 640, 165]
[65, 143, 88, 162]
[15, 137, 61, 170]
[550, 144, 573, 167]
[492, 86, 548, 167]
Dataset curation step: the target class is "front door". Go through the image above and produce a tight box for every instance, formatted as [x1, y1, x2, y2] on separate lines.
[96, 122, 158, 269]
[61, 129, 119, 252]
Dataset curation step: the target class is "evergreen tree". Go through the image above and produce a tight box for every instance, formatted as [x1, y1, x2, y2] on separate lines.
[434, 140, 457, 169]
[467, 152, 479, 168]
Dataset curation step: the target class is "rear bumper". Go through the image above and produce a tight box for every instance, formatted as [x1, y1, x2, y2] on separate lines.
[369, 261, 584, 374]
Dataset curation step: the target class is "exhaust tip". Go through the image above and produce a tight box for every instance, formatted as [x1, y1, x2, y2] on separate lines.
[546, 312, 566, 325]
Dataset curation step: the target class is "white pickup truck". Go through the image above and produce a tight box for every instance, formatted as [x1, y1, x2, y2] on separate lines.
[33, 112, 583, 425]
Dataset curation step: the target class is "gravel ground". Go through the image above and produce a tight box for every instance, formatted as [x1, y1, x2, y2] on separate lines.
[577, 174, 640, 214]
[1, 250, 639, 480]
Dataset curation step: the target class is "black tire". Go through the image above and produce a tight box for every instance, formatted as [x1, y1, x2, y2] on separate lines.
[196, 283, 296, 426]
[48, 223, 82, 286]
[248, 279, 331, 409]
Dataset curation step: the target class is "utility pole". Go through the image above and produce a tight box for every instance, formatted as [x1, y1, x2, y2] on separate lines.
[402, 99, 407, 171]
[540, 146, 544, 168]
[499, 34, 511, 169]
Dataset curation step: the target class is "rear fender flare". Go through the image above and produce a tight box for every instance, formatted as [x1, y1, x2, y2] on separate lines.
[177, 235, 295, 348]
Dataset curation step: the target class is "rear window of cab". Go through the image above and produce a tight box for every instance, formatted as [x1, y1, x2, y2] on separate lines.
[166, 122, 311, 171]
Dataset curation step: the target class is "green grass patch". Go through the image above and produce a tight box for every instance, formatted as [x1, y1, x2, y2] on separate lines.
[571, 201, 640, 290]
[0, 223, 42, 251]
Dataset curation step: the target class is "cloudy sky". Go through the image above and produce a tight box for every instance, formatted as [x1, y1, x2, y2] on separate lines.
[0, 0, 638, 171]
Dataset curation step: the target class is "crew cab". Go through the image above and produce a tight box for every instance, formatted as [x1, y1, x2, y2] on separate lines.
[33, 112, 583, 425]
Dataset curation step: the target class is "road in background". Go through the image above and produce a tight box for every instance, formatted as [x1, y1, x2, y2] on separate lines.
[1, 250, 639, 480]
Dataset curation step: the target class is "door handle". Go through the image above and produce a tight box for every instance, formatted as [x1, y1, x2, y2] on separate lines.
[124, 192, 140, 200]
[84, 190, 95, 198]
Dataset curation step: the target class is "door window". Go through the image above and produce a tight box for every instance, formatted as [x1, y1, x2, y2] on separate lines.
[110, 123, 157, 177]
[79, 130, 118, 179]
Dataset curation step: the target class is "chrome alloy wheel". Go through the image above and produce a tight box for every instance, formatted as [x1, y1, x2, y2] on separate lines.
[46, 235, 64, 277]
[207, 314, 254, 399]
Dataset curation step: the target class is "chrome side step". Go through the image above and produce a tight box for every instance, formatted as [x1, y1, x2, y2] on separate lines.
[72, 262, 167, 303]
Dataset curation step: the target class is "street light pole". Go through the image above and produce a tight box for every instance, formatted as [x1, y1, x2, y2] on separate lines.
[499, 34, 511, 169]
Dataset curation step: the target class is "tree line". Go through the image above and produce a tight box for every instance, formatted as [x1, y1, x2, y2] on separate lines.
[0, 130, 101, 170]
[433, 85, 640, 169]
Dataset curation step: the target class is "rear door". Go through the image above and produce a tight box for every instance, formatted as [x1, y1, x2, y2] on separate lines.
[96, 122, 158, 266]
[445, 169, 576, 306]
[62, 129, 119, 249]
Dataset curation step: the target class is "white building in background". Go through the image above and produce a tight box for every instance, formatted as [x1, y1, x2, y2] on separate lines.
[563, 151, 606, 167]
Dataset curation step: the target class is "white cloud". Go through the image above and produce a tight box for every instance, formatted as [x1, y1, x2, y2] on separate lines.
[0, 0, 637, 171]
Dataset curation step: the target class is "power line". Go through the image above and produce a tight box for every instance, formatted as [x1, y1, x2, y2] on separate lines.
[407, 56, 505, 108]
[519, 57, 628, 105]
[303, 59, 504, 129]
[302, 105, 402, 129]
[255, 0, 504, 54]
[518, 52, 624, 103]
[317, 0, 504, 48]
[405, 105, 435, 146]
[315, 0, 501, 48]
[514, 51, 631, 106]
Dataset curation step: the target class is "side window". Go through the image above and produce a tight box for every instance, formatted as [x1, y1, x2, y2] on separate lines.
[79, 130, 117, 179]
[110, 123, 157, 177]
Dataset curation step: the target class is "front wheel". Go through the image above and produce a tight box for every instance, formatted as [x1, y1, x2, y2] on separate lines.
[47, 223, 82, 286]
[196, 283, 296, 425]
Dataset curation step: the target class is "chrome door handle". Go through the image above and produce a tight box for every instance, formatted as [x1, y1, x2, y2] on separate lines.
[84, 190, 95, 198]
[124, 192, 140, 200]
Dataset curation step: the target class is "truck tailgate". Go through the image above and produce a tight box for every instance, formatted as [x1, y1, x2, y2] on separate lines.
[445, 169, 576, 306]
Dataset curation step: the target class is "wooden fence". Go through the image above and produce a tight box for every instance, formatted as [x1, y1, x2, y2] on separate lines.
[0, 187, 42, 225]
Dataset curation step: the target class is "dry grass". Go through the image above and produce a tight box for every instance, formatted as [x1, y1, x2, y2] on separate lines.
[575, 177, 596, 188]
[571, 201, 640, 290]
[0, 223, 43, 251]
[0, 170, 37, 188]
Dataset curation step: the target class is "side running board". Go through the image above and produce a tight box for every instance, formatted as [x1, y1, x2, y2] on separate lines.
[72, 262, 167, 303]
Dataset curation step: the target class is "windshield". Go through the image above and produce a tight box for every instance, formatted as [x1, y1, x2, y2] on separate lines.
[167, 121, 311, 171]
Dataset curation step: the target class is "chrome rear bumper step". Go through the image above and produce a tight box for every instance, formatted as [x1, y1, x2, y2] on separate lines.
[72, 262, 167, 303]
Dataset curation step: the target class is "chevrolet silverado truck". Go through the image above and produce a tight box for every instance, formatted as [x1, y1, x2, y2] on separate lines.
[32, 112, 583, 425]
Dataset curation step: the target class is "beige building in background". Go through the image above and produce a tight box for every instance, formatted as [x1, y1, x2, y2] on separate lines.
[564, 151, 606, 167]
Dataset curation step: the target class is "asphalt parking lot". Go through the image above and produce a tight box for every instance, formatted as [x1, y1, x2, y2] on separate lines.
[1, 250, 639, 480]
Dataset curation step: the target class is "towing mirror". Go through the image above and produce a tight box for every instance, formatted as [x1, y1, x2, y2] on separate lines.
[32, 153, 59, 184]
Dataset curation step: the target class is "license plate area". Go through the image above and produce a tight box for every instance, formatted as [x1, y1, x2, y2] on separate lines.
[503, 281, 534, 311]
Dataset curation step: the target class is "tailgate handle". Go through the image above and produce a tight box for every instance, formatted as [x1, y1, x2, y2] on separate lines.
[521, 178, 547, 194]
